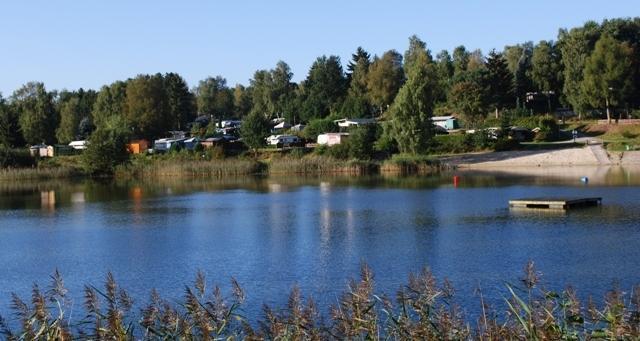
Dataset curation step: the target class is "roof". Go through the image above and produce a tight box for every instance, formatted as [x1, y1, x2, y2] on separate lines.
[273, 122, 291, 129]
[432, 116, 455, 121]
[334, 118, 376, 124]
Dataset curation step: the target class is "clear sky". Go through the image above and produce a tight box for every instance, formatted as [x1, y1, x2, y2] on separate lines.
[0, 0, 637, 95]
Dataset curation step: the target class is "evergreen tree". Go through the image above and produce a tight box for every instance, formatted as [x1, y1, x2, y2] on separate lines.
[486, 50, 515, 116]
[299, 55, 347, 121]
[341, 51, 373, 118]
[452, 46, 470, 76]
[346, 47, 371, 81]
[0, 95, 24, 147]
[404, 35, 432, 74]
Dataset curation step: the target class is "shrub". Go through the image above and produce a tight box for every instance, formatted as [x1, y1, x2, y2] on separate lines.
[82, 117, 130, 176]
[348, 125, 379, 160]
[301, 118, 337, 140]
[534, 115, 560, 141]
[326, 142, 351, 160]
[0, 145, 35, 168]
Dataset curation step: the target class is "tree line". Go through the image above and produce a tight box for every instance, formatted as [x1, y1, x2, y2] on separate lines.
[0, 17, 639, 154]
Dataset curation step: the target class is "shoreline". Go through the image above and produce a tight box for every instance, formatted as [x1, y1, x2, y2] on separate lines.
[440, 144, 640, 168]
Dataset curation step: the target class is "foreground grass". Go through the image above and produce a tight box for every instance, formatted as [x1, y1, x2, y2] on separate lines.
[2, 262, 637, 340]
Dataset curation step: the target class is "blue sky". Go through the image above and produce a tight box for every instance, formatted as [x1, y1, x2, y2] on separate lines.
[0, 0, 637, 95]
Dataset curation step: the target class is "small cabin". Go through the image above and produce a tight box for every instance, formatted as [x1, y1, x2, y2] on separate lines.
[29, 144, 54, 158]
[68, 140, 88, 150]
[127, 139, 149, 154]
[334, 118, 376, 129]
[317, 133, 350, 146]
[432, 116, 459, 130]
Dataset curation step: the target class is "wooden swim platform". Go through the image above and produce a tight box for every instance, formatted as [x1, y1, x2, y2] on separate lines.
[509, 197, 602, 210]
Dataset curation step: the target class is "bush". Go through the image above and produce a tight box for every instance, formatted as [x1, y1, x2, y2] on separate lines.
[82, 118, 130, 176]
[348, 125, 379, 160]
[301, 118, 337, 140]
[534, 115, 560, 141]
[0, 145, 35, 168]
[326, 142, 351, 160]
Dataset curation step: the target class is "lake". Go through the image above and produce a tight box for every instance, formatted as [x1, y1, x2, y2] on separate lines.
[1, 166, 639, 321]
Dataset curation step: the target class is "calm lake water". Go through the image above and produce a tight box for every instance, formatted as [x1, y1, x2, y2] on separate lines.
[1, 166, 640, 320]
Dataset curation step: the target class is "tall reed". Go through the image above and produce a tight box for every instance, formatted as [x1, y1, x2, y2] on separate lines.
[2, 262, 639, 340]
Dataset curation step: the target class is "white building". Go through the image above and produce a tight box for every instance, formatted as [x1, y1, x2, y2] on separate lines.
[317, 133, 350, 146]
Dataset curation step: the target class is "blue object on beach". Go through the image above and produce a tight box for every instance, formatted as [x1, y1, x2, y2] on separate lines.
[580, 177, 589, 183]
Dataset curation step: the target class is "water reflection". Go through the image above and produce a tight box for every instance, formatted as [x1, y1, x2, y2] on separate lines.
[2, 166, 640, 320]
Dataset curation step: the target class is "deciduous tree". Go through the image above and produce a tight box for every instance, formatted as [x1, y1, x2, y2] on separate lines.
[582, 34, 635, 123]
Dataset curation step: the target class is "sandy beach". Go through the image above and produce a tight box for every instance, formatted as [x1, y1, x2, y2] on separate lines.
[441, 144, 640, 168]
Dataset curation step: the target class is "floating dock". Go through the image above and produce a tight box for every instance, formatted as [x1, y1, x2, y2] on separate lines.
[509, 197, 602, 210]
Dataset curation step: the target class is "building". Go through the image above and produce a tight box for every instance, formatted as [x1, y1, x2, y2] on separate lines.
[153, 138, 186, 152]
[334, 118, 376, 129]
[317, 133, 350, 146]
[291, 124, 306, 132]
[432, 116, 459, 130]
[29, 144, 54, 157]
[267, 135, 300, 146]
[272, 121, 292, 133]
[126, 140, 149, 154]
[184, 137, 201, 150]
[68, 140, 88, 150]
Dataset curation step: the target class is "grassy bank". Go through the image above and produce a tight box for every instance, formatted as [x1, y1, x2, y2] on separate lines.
[1, 262, 638, 339]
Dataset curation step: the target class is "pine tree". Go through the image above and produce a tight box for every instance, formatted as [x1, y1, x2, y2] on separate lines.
[486, 50, 514, 117]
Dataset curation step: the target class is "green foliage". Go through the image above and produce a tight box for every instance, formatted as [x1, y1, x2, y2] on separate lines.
[0, 145, 35, 168]
[534, 115, 560, 141]
[325, 142, 350, 160]
[249, 61, 297, 120]
[92, 81, 128, 129]
[367, 50, 404, 114]
[240, 111, 270, 152]
[232, 84, 252, 118]
[485, 50, 514, 111]
[448, 79, 488, 128]
[348, 125, 379, 160]
[301, 118, 337, 140]
[582, 34, 635, 121]
[452, 45, 470, 76]
[300, 56, 347, 121]
[164, 72, 196, 130]
[125, 74, 170, 140]
[56, 97, 83, 143]
[531, 40, 563, 95]
[387, 47, 438, 154]
[12, 82, 58, 145]
[195, 76, 233, 122]
[0, 95, 23, 147]
[82, 116, 130, 175]
[558, 21, 601, 115]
